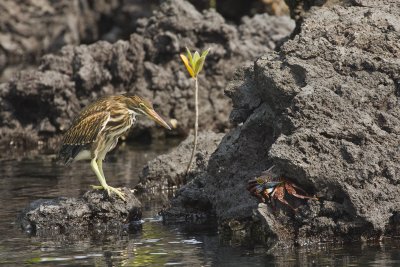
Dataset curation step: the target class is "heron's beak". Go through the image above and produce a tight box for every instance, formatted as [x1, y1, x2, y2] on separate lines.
[146, 108, 171, 130]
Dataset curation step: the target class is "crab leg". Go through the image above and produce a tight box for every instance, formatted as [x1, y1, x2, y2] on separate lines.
[289, 182, 308, 194]
[273, 187, 298, 211]
[285, 184, 318, 200]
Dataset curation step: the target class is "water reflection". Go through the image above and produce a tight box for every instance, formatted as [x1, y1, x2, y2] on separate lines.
[0, 141, 400, 266]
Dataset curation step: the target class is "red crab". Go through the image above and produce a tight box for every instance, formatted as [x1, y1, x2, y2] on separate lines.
[247, 169, 317, 211]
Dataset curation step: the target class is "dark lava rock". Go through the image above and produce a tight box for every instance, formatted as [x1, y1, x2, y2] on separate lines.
[137, 131, 223, 192]
[0, 0, 120, 73]
[283, 0, 353, 35]
[189, 0, 289, 22]
[0, 0, 289, 79]
[164, 0, 400, 248]
[0, 0, 294, 150]
[0, 0, 161, 82]
[17, 188, 142, 238]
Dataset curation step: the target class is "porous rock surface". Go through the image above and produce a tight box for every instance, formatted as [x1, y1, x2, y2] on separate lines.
[189, 0, 289, 21]
[18, 188, 142, 237]
[164, 0, 400, 248]
[0, 0, 161, 81]
[283, 0, 353, 34]
[0, 0, 120, 72]
[0, 0, 294, 150]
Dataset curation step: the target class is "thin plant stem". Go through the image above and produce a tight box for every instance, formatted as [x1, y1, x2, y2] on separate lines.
[186, 77, 198, 175]
[209, 0, 216, 9]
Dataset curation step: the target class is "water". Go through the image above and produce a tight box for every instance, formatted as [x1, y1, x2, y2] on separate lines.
[1, 141, 400, 266]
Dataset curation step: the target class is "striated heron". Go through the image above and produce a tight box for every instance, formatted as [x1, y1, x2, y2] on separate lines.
[58, 95, 171, 200]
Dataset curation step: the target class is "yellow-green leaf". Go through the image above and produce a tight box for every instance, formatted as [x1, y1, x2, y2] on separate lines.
[185, 47, 193, 68]
[201, 48, 210, 58]
[193, 51, 200, 64]
[180, 54, 195, 78]
[194, 56, 205, 76]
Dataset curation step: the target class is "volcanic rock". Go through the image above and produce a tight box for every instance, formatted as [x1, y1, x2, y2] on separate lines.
[164, 0, 400, 248]
[0, 0, 162, 81]
[17, 188, 142, 238]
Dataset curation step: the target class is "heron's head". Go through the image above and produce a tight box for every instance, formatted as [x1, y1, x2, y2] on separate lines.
[126, 95, 171, 130]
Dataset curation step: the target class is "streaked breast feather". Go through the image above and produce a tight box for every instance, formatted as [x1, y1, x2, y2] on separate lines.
[104, 112, 135, 137]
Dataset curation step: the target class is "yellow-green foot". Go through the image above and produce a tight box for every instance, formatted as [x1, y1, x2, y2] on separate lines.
[91, 185, 126, 201]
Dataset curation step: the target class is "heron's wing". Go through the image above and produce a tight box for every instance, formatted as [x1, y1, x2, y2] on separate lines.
[62, 111, 110, 145]
[58, 111, 110, 164]
[71, 97, 110, 125]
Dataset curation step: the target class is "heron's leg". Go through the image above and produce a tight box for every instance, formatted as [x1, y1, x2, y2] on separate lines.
[90, 158, 108, 189]
[97, 159, 106, 184]
[90, 159, 125, 201]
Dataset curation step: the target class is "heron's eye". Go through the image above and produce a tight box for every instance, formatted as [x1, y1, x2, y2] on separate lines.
[139, 103, 146, 109]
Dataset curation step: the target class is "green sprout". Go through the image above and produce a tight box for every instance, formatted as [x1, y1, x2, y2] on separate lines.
[180, 47, 210, 175]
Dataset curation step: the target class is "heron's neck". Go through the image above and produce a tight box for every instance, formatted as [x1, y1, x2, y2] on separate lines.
[128, 109, 139, 117]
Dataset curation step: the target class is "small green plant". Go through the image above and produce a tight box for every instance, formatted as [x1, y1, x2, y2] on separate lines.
[180, 47, 210, 175]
